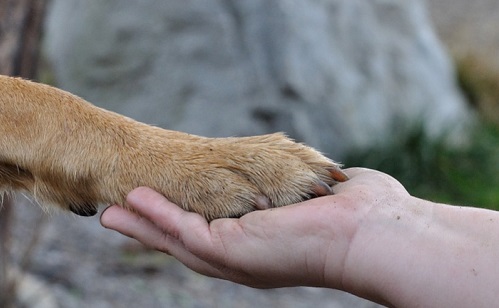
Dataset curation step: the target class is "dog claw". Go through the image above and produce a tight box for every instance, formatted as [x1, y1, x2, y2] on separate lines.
[254, 195, 272, 210]
[327, 167, 349, 182]
[311, 181, 334, 197]
[69, 203, 98, 217]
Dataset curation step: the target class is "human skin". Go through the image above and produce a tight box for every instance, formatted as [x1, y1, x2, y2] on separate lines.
[100, 168, 499, 307]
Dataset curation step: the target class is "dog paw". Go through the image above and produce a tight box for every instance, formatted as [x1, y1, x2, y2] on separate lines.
[153, 133, 348, 220]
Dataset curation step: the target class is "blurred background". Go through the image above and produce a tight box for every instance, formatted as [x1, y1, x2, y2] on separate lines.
[1, 0, 498, 307]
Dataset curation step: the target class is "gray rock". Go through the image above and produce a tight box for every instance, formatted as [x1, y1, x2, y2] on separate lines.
[44, 0, 471, 159]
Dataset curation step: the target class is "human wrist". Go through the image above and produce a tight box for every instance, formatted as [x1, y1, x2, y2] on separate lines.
[328, 194, 434, 304]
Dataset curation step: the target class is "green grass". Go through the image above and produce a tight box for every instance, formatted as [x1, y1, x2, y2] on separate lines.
[343, 122, 499, 210]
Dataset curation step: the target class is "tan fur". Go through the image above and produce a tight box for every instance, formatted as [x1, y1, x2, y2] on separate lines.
[0, 75, 347, 220]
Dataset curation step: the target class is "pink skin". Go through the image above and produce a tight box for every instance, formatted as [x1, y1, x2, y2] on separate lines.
[101, 168, 499, 307]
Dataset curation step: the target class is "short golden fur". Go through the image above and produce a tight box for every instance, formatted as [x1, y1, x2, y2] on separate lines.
[0, 75, 347, 220]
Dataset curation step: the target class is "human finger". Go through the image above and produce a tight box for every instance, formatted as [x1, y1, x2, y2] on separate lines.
[101, 203, 228, 278]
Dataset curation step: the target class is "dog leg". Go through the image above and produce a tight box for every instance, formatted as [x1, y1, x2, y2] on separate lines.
[0, 76, 347, 220]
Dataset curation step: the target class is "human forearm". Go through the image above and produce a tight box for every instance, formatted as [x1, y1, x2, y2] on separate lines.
[340, 196, 499, 307]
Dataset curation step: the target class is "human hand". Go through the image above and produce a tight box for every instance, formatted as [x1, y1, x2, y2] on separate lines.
[100, 168, 412, 291]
